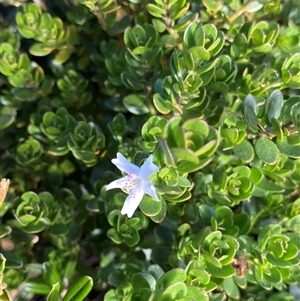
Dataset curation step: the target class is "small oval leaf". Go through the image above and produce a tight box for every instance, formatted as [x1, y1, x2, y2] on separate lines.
[255, 137, 279, 164]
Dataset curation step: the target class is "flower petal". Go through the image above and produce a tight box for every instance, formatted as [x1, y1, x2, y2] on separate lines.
[121, 185, 144, 218]
[140, 154, 159, 178]
[143, 182, 159, 201]
[112, 153, 140, 176]
[106, 177, 129, 190]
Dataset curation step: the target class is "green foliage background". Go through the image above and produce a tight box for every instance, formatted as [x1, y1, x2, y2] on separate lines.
[0, 0, 299, 300]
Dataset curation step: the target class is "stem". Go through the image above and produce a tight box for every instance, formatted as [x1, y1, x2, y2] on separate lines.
[227, 1, 255, 24]
[251, 209, 265, 228]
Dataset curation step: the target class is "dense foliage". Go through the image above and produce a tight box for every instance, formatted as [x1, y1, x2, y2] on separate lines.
[0, 0, 299, 300]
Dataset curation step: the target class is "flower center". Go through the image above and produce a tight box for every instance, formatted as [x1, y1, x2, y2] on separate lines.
[124, 174, 141, 189]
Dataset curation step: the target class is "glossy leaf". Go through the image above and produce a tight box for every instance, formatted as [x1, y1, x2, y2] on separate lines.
[62, 276, 93, 301]
[47, 282, 61, 301]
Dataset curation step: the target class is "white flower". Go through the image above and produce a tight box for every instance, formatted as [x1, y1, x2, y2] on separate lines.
[106, 153, 159, 218]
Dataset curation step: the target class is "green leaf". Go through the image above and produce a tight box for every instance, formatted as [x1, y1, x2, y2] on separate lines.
[207, 36, 225, 57]
[29, 43, 54, 56]
[281, 244, 299, 261]
[263, 267, 282, 284]
[233, 213, 251, 235]
[21, 191, 40, 204]
[277, 137, 300, 158]
[132, 46, 152, 55]
[17, 25, 38, 39]
[253, 44, 273, 53]
[110, 113, 127, 137]
[252, 29, 265, 46]
[266, 90, 283, 123]
[146, 4, 166, 18]
[47, 283, 61, 301]
[192, 228, 212, 249]
[152, 19, 166, 33]
[203, 24, 218, 41]
[153, 93, 171, 114]
[266, 252, 297, 267]
[131, 272, 156, 292]
[62, 276, 93, 301]
[244, 105, 258, 132]
[169, 2, 190, 20]
[172, 148, 199, 164]
[185, 286, 209, 301]
[203, 254, 222, 268]
[108, 270, 127, 288]
[195, 140, 218, 157]
[233, 140, 255, 163]
[188, 269, 210, 285]
[54, 48, 74, 64]
[183, 23, 204, 48]
[202, 231, 222, 250]
[189, 46, 210, 61]
[160, 282, 187, 300]
[123, 94, 149, 115]
[184, 50, 195, 71]
[140, 195, 162, 216]
[257, 224, 281, 252]
[0, 106, 16, 129]
[258, 178, 284, 193]
[0, 254, 6, 272]
[161, 35, 177, 48]
[223, 277, 240, 300]
[25, 281, 51, 295]
[206, 262, 235, 278]
[121, 71, 143, 90]
[148, 264, 164, 280]
[183, 119, 209, 136]
[150, 199, 167, 223]
[243, 94, 257, 112]
[199, 204, 215, 225]
[107, 228, 123, 244]
[255, 137, 279, 164]
[40, 12, 53, 29]
[222, 128, 239, 144]
[42, 262, 61, 286]
[156, 268, 186, 289]
[0, 225, 12, 239]
[270, 117, 283, 142]
[202, 0, 221, 10]
[287, 133, 300, 146]
[247, 1, 264, 12]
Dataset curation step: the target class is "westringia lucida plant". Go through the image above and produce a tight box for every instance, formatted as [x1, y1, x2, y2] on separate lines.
[0, 0, 299, 301]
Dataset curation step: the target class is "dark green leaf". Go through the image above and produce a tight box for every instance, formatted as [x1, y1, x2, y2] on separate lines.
[277, 137, 300, 158]
[0, 106, 16, 129]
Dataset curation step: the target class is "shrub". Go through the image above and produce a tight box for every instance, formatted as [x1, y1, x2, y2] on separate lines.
[0, 0, 299, 300]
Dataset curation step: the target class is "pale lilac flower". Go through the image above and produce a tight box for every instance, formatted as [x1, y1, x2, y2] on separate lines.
[106, 153, 159, 218]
